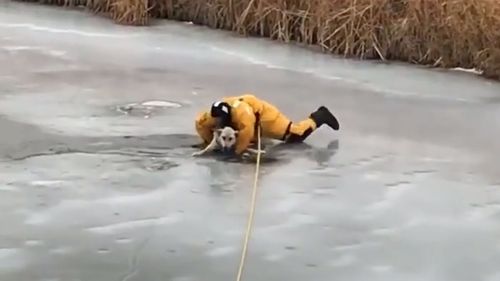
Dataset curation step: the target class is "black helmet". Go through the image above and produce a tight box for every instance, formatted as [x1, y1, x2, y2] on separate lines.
[210, 101, 232, 127]
[211, 101, 231, 117]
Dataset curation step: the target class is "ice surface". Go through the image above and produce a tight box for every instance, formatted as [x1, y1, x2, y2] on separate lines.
[1, 1, 500, 281]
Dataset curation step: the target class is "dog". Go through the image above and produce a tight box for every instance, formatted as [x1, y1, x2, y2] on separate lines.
[192, 126, 265, 157]
[192, 126, 239, 156]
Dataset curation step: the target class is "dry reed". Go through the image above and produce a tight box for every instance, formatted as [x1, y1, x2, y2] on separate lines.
[107, 0, 149, 25]
[16, 0, 149, 25]
[12, 0, 500, 79]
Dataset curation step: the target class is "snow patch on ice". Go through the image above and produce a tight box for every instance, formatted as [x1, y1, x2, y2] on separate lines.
[329, 254, 357, 267]
[31, 180, 65, 187]
[205, 246, 236, 257]
[87, 215, 182, 235]
[363, 173, 381, 181]
[264, 253, 286, 262]
[0, 248, 19, 259]
[0, 22, 138, 38]
[1, 45, 68, 58]
[0, 248, 26, 270]
[451, 67, 483, 75]
[25, 240, 44, 246]
[0, 185, 19, 192]
[141, 100, 182, 107]
[2, 45, 42, 51]
[50, 246, 73, 255]
[47, 50, 67, 57]
[209, 46, 283, 70]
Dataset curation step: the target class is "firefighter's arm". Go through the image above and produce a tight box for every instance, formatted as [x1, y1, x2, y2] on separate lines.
[195, 111, 216, 144]
[234, 107, 256, 155]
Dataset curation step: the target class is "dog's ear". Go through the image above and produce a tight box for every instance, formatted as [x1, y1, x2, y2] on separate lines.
[233, 130, 239, 136]
[215, 128, 223, 134]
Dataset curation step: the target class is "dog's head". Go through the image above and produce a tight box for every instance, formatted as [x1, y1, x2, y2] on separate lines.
[215, 126, 238, 152]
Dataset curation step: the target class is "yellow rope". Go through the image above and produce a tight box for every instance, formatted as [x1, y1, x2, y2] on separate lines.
[235, 125, 262, 281]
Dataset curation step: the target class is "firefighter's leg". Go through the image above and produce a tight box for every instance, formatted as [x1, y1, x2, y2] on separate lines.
[285, 118, 317, 143]
[259, 113, 292, 140]
[285, 106, 340, 143]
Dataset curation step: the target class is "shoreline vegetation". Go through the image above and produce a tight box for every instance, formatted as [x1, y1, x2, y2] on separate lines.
[13, 0, 500, 80]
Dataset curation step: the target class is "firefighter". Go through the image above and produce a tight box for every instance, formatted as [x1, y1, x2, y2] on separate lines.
[195, 94, 340, 155]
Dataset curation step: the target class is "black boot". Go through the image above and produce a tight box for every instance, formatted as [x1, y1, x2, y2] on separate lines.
[285, 106, 339, 143]
[310, 106, 340, 130]
[286, 127, 313, 143]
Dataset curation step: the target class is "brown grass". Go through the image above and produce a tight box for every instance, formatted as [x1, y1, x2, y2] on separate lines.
[17, 0, 149, 25]
[108, 0, 149, 25]
[12, 0, 500, 79]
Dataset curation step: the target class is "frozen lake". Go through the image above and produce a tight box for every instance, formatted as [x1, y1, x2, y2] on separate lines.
[1, 2, 500, 281]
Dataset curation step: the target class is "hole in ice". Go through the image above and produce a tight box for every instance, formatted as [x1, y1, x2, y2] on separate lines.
[115, 100, 182, 117]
